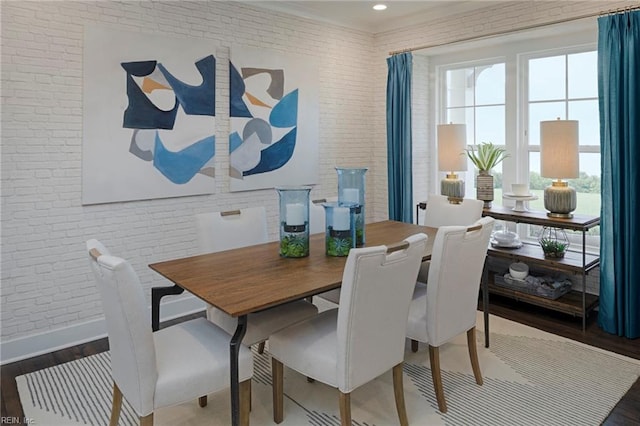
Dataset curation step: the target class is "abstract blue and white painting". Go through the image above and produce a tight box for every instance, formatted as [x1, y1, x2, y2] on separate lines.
[83, 26, 216, 204]
[229, 46, 318, 191]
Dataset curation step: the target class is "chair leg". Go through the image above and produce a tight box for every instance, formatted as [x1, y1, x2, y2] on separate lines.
[392, 363, 409, 426]
[272, 358, 284, 423]
[429, 345, 447, 413]
[198, 395, 208, 407]
[467, 327, 483, 385]
[411, 339, 419, 353]
[339, 391, 351, 426]
[139, 413, 153, 426]
[240, 379, 251, 426]
[257, 341, 266, 354]
[109, 382, 122, 426]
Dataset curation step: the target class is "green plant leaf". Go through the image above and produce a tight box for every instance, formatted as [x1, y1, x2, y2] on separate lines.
[466, 142, 509, 171]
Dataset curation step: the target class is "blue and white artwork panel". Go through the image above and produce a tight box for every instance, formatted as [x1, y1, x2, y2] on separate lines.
[229, 46, 319, 192]
[83, 26, 216, 205]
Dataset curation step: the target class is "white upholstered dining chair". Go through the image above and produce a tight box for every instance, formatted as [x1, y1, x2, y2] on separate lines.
[195, 207, 318, 353]
[406, 216, 494, 413]
[269, 233, 428, 426]
[417, 194, 484, 283]
[86, 239, 253, 426]
[422, 194, 484, 228]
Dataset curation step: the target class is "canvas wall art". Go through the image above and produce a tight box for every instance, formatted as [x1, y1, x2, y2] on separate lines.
[229, 46, 319, 192]
[83, 27, 216, 205]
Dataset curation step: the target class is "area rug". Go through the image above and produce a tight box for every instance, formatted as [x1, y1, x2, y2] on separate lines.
[17, 313, 640, 426]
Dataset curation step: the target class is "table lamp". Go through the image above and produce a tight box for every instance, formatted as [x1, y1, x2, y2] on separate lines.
[437, 123, 467, 204]
[540, 118, 579, 218]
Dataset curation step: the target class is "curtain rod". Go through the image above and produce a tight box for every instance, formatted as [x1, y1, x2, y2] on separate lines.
[389, 4, 640, 56]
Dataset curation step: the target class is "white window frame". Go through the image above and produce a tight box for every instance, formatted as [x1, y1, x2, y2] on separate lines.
[425, 19, 600, 253]
[519, 45, 600, 252]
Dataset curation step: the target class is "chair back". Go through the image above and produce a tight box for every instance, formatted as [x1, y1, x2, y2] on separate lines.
[425, 217, 494, 346]
[336, 233, 428, 392]
[86, 239, 157, 415]
[423, 194, 484, 227]
[195, 206, 268, 253]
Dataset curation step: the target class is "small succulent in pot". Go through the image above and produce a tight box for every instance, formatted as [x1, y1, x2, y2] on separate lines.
[539, 238, 567, 258]
[538, 226, 569, 258]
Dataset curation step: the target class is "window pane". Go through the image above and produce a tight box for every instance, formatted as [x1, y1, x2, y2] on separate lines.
[528, 102, 565, 145]
[568, 51, 597, 99]
[476, 63, 505, 105]
[576, 152, 601, 178]
[476, 106, 505, 145]
[527, 151, 547, 212]
[569, 100, 600, 146]
[529, 56, 566, 101]
[445, 107, 473, 134]
[446, 68, 472, 108]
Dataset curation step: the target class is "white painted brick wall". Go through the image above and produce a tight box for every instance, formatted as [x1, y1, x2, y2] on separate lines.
[1, 1, 376, 347]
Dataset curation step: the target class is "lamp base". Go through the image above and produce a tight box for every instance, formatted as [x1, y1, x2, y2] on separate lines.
[441, 175, 465, 204]
[546, 212, 574, 219]
[544, 181, 576, 219]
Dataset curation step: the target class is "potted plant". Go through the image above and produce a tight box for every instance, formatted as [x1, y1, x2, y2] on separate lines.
[466, 142, 509, 208]
[539, 238, 567, 258]
[538, 226, 569, 258]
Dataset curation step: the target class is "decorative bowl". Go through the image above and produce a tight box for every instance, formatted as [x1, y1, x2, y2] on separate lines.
[509, 262, 529, 280]
[493, 231, 518, 245]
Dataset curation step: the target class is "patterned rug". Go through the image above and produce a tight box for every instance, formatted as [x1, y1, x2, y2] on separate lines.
[17, 313, 640, 426]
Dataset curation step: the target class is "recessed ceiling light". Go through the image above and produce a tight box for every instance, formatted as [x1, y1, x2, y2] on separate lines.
[373, 4, 387, 11]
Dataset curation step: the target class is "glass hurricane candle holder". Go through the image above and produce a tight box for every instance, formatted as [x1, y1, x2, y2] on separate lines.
[336, 167, 367, 246]
[322, 202, 357, 257]
[276, 186, 311, 258]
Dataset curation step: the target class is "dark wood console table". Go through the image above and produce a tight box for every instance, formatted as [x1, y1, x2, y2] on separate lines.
[417, 202, 601, 347]
[483, 206, 600, 346]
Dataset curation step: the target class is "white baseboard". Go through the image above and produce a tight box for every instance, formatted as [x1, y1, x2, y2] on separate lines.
[0, 295, 206, 365]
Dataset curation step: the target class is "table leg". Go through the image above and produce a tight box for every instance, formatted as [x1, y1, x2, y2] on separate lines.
[582, 229, 587, 331]
[231, 315, 248, 426]
[482, 265, 490, 348]
[151, 285, 184, 332]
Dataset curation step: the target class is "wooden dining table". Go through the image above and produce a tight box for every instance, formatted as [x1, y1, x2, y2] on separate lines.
[149, 220, 436, 426]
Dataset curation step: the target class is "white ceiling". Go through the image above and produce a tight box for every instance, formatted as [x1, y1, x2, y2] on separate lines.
[244, 1, 505, 34]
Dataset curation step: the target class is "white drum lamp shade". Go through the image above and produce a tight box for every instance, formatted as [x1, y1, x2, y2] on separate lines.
[437, 123, 467, 202]
[540, 119, 579, 218]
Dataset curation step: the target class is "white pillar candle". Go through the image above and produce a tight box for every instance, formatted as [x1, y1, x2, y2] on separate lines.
[285, 203, 305, 226]
[342, 188, 360, 204]
[333, 207, 351, 231]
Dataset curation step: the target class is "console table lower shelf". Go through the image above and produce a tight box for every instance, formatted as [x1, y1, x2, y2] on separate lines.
[488, 274, 599, 317]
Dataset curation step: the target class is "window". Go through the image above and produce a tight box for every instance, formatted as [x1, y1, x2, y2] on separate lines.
[440, 62, 507, 206]
[524, 49, 600, 246]
[524, 50, 600, 218]
[428, 23, 600, 251]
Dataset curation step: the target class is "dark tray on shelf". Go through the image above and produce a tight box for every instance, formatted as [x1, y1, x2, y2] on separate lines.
[494, 273, 572, 300]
